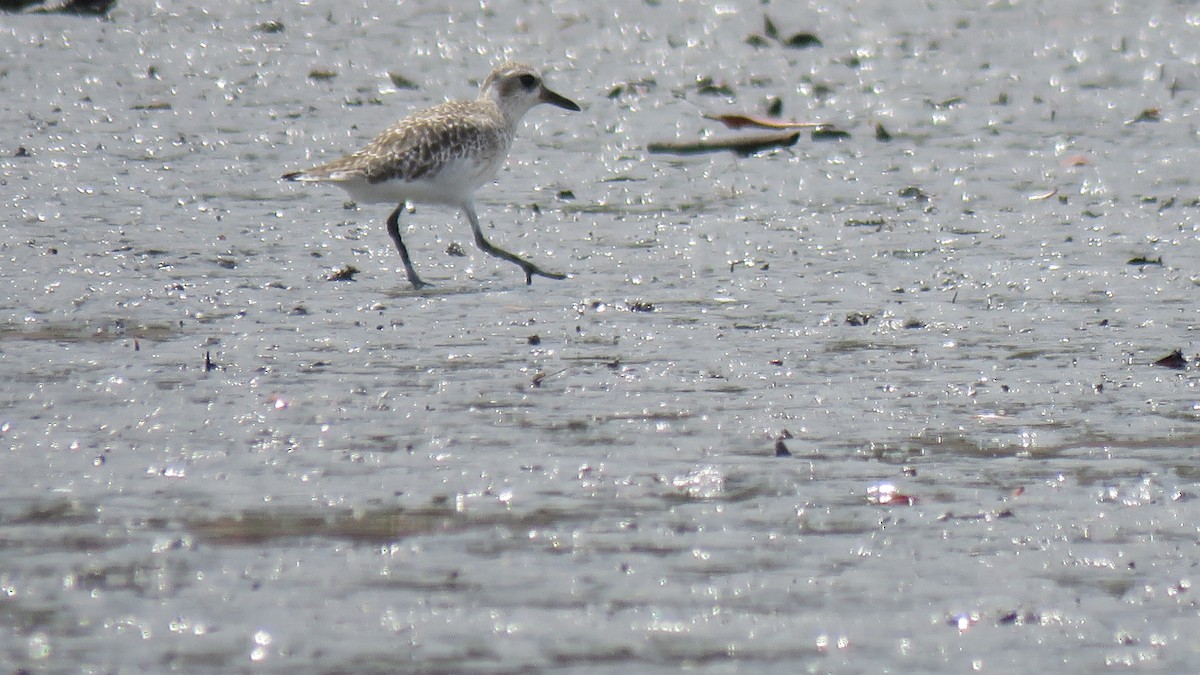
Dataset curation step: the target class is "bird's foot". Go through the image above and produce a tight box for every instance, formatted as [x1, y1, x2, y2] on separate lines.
[522, 264, 568, 285]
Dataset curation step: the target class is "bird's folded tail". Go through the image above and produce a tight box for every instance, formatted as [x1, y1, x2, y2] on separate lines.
[282, 166, 363, 183]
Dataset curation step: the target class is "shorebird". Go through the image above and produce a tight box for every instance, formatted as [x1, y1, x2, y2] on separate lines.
[282, 62, 580, 289]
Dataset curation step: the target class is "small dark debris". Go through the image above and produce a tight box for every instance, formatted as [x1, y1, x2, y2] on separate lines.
[14, 146, 30, 157]
[1153, 349, 1187, 370]
[446, 242, 466, 257]
[215, 257, 237, 269]
[763, 15, 780, 39]
[256, 20, 284, 34]
[388, 72, 418, 89]
[846, 217, 886, 228]
[899, 186, 930, 202]
[874, 123, 892, 142]
[760, 14, 821, 48]
[204, 351, 217, 372]
[845, 312, 872, 326]
[902, 466, 917, 477]
[606, 79, 657, 98]
[783, 33, 822, 49]
[903, 319, 926, 329]
[765, 96, 783, 117]
[527, 334, 541, 346]
[1127, 256, 1162, 266]
[745, 34, 771, 48]
[531, 372, 546, 388]
[627, 300, 654, 312]
[327, 264, 358, 281]
[290, 306, 308, 316]
[131, 101, 172, 111]
[308, 69, 337, 81]
[557, 189, 576, 201]
[1126, 108, 1161, 124]
[769, 359, 783, 366]
[694, 75, 736, 97]
[927, 96, 965, 109]
[774, 439, 791, 457]
[1000, 610, 1041, 626]
[606, 358, 621, 370]
[343, 96, 382, 107]
[811, 125, 850, 141]
[146, 65, 160, 80]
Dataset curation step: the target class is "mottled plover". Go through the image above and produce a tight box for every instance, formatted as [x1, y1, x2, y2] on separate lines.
[282, 62, 580, 289]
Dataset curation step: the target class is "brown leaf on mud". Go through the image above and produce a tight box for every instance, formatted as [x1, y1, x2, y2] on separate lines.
[703, 112, 823, 131]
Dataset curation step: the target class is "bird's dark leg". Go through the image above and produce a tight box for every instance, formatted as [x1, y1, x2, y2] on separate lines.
[386, 204, 430, 289]
[461, 201, 566, 285]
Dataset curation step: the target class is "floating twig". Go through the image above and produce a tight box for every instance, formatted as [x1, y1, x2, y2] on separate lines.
[647, 130, 801, 156]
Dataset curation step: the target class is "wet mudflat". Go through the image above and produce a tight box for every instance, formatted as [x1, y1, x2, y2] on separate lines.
[2, 0, 1199, 671]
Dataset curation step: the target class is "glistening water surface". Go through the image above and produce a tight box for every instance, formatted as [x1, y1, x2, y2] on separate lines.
[2, 0, 1199, 671]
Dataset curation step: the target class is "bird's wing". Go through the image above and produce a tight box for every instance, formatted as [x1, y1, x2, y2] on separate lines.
[295, 101, 508, 185]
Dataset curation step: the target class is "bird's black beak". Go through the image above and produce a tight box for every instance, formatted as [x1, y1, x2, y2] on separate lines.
[540, 86, 581, 112]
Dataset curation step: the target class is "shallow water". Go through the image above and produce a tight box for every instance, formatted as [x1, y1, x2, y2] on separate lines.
[2, 0, 1200, 671]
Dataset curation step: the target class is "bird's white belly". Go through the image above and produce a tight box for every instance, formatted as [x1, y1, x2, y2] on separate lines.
[337, 154, 505, 206]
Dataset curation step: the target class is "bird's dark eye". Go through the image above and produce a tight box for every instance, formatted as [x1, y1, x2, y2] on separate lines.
[518, 74, 538, 89]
